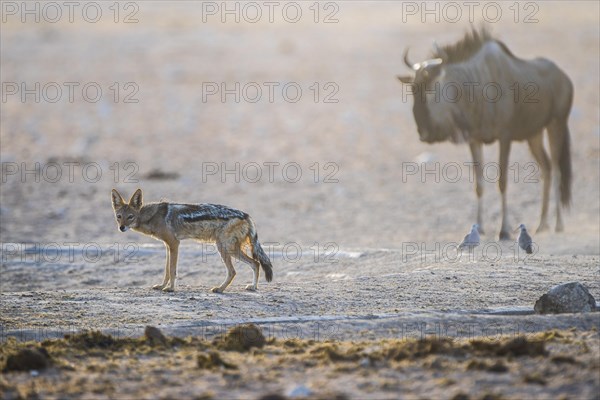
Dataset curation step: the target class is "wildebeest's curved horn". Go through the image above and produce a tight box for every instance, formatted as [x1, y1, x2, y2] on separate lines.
[403, 48, 418, 70]
[422, 58, 443, 68]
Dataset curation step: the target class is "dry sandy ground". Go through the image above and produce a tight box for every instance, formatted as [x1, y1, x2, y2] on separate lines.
[1, 328, 599, 400]
[1, 1, 599, 399]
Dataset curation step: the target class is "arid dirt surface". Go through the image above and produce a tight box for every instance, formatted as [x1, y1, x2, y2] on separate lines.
[1, 328, 599, 400]
[1, 1, 599, 399]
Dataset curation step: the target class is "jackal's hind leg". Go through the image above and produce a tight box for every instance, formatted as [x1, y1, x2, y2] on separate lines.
[211, 242, 236, 293]
[234, 247, 260, 291]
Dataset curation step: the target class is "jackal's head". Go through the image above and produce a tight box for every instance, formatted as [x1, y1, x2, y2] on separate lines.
[111, 189, 143, 232]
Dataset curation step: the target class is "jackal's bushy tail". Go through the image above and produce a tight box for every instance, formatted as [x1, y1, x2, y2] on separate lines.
[251, 233, 273, 282]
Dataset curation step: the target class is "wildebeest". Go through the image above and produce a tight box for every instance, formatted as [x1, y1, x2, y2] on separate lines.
[398, 29, 573, 239]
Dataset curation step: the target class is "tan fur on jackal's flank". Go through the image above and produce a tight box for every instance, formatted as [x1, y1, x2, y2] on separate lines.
[111, 188, 273, 293]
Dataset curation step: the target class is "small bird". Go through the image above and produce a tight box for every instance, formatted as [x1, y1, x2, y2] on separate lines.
[459, 224, 480, 251]
[516, 224, 533, 254]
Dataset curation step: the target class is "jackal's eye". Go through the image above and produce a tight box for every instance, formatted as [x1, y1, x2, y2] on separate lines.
[117, 214, 122, 220]
[127, 215, 134, 220]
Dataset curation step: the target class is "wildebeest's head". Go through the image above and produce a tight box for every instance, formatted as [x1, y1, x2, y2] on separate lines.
[397, 48, 448, 143]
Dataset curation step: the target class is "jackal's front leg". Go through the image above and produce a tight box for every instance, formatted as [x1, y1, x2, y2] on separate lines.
[162, 240, 179, 292]
[152, 243, 171, 291]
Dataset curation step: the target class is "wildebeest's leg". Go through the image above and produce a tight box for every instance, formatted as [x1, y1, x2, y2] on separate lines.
[469, 141, 485, 234]
[527, 132, 551, 233]
[212, 241, 236, 293]
[498, 139, 512, 240]
[547, 119, 571, 232]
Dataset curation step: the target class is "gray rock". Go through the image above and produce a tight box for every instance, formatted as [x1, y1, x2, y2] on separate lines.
[286, 385, 313, 398]
[534, 282, 597, 314]
[3, 347, 51, 372]
[144, 326, 167, 345]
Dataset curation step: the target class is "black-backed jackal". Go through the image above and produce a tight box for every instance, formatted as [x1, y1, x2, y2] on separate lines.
[111, 189, 273, 293]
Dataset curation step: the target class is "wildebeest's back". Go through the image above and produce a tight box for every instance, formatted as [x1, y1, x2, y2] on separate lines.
[436, 41, 573, 143]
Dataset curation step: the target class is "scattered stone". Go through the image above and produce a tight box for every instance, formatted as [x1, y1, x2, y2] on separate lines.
[427, 357, 445, 370]
[488, 361, 509, 373]
[534, 282, 597, 314]
[551, 355, 577, 364]
[144, 326, 167, 345]
[3, 347, 51, 372]
[286, 385, 313, 398]
[480, 393, 504, 400]
[385, 338, 461, 361]
[310, 344, 359, 363]
[470, 337, 546, 357]
[523, 373, 547, 385]
[466, 360, 508, 373]
[497, 337, 546, 357]
[197, 351, 237, 370]
[452, 392, 471, 400]
[215, 324, 266, 352]
[359, 357, 371, 367]
[257, 395, 288, 400]
[65, 330, 115, 349]
[47, 207, 67, 219]
[451, 394, 470, 400]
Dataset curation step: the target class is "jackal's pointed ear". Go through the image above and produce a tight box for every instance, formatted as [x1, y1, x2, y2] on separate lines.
[129, 189, 143, 210]
[111, 189, 125, 209]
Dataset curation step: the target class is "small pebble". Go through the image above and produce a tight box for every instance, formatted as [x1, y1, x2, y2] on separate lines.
[287, 385, 313, 398]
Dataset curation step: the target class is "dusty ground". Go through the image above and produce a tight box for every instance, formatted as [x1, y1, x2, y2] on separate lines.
[1, 1, 599, 399]
[1, 328, 599, 400]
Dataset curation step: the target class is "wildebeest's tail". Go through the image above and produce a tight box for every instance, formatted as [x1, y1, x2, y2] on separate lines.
[559, 123, 572, 208]
[250, 230, 273, 282]
[554, 70, 573, 209]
